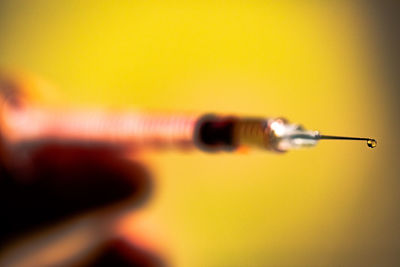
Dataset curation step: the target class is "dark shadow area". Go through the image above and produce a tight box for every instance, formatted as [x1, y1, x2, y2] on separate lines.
[87, 238, 165, 267]
[0, 144, 159, 266]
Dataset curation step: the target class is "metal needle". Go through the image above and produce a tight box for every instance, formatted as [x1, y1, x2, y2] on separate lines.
[317, 134, 377, 148]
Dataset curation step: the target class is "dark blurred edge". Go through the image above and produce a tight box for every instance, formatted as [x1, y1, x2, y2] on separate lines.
[365, 1, 400, 113]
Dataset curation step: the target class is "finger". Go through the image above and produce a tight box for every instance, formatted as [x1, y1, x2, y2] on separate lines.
[0, 144, 152, 247]
[0, 208, 164, 267]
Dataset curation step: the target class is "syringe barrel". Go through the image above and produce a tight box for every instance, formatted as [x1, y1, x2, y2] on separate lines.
[1, 102, 283, 153]
[1, 104, 198, 150]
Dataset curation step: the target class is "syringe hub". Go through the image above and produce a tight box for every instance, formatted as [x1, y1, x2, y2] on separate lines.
[194, 116, 319, 152]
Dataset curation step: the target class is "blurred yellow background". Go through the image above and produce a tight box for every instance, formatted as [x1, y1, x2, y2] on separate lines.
[1, 1, 399, 266]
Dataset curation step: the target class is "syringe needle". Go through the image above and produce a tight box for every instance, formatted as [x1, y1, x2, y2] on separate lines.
[317, 134, 377, 148]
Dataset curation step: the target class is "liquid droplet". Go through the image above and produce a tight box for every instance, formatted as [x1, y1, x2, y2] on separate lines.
[367, 139, 377, 148]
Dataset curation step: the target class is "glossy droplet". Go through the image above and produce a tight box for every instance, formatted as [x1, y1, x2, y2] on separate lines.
[367, 139, 377, 148]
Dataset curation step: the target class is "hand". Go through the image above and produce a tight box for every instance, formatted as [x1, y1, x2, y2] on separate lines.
[0, 144, 163, 267]
[0, 74, 163, 267]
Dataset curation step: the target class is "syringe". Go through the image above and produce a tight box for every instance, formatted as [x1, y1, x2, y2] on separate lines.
[0, 98, 377, 155]
[0, 74, 376, 155]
